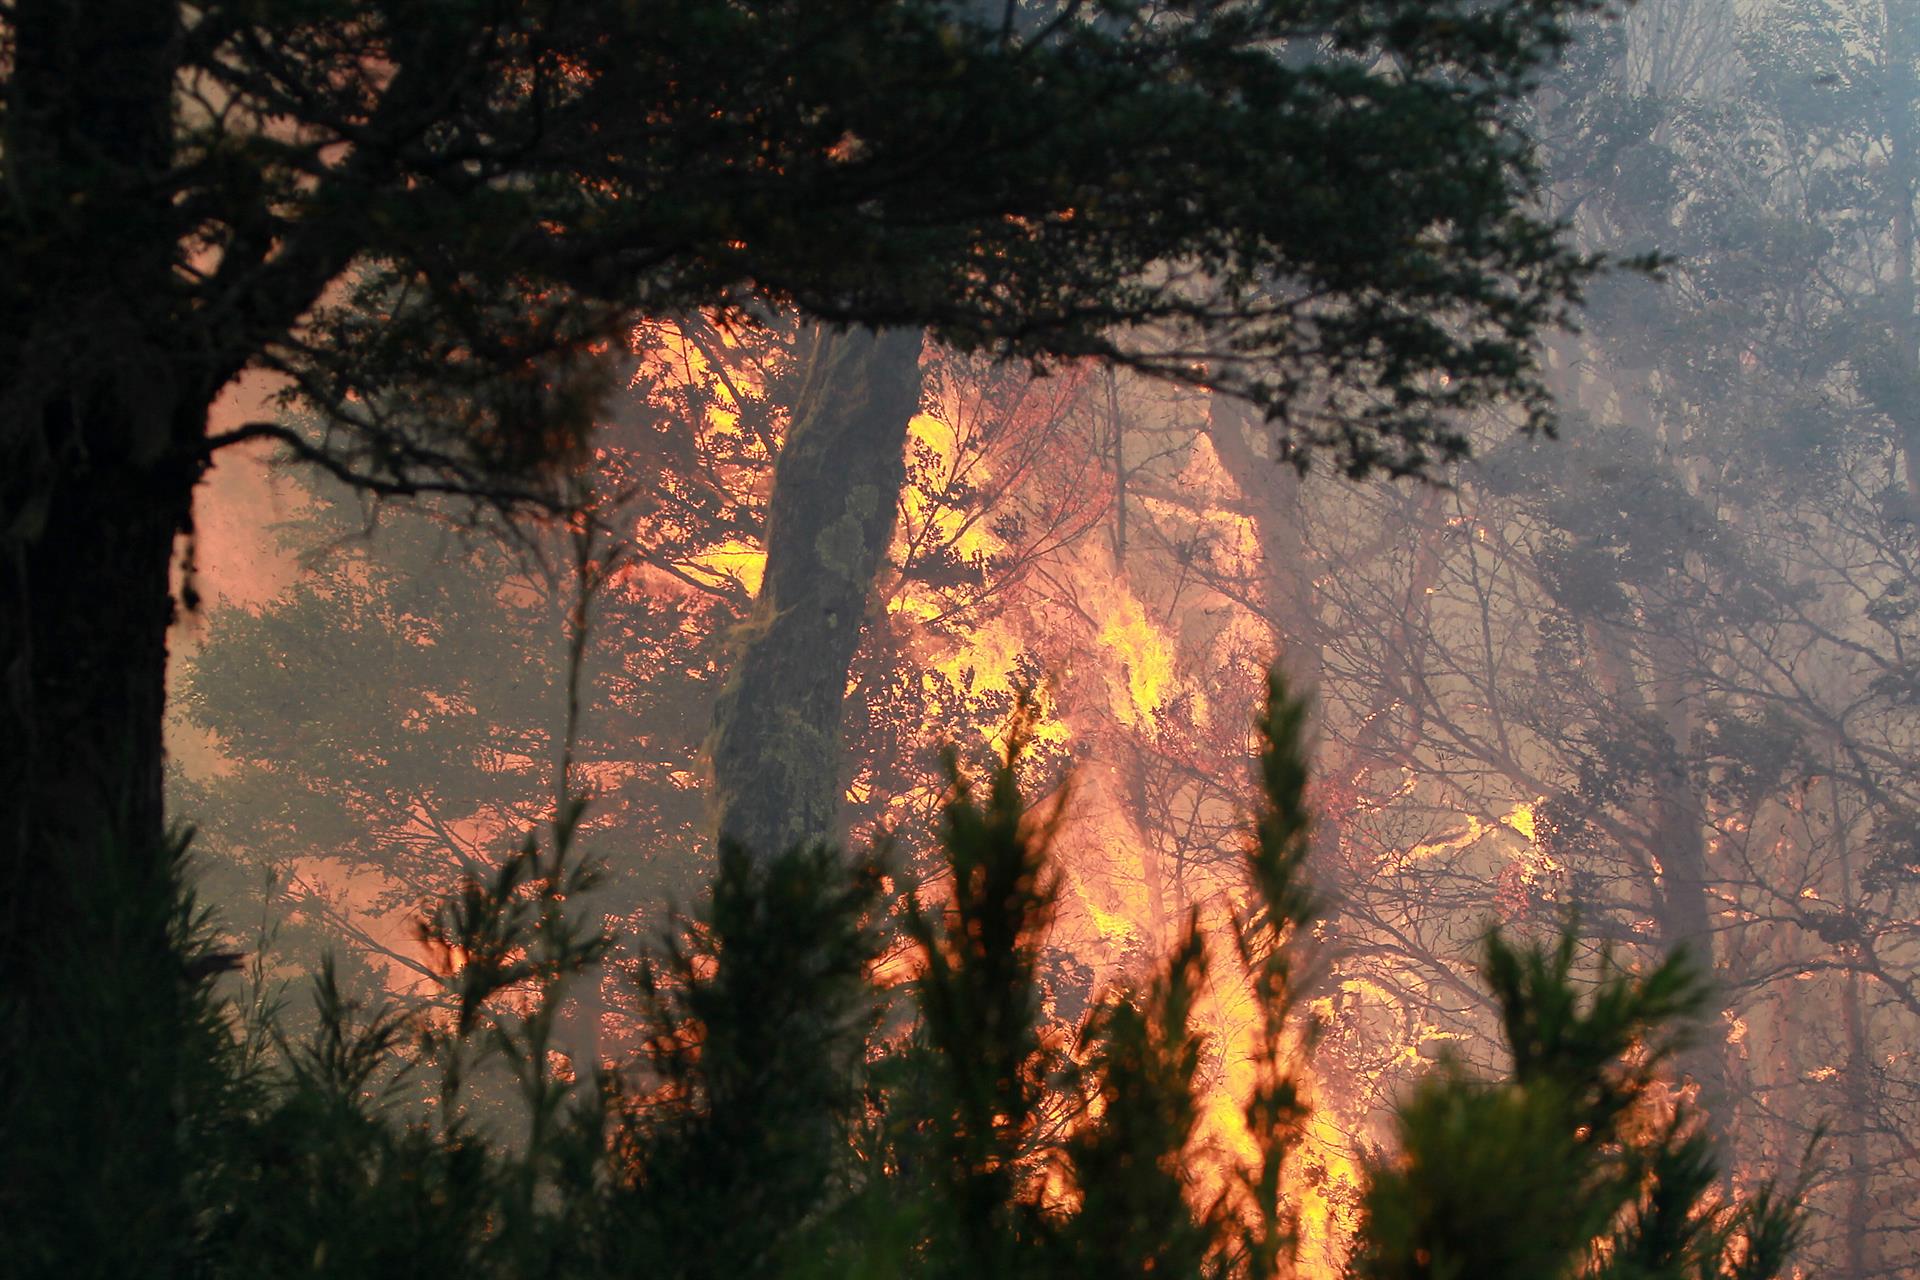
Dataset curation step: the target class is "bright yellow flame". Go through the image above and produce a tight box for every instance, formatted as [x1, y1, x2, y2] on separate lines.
[1096, 588, 1176, 728]
[902, 413, 1008, 561]
[682, 541, 766, 596]
[1393, 798, 1540, 870]
[1297, 1107, 1363, 1276]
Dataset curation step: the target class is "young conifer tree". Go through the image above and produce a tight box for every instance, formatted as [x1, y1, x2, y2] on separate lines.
[12, 674, 1809, 1279]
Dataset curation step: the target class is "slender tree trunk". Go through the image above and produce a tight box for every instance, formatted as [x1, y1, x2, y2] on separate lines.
[1834, 777, 1878, 1280]
[1587, 620, 1732, 1138]
[1842, 967, 1876, 1280]
[1879, 2, 1920, 530]
[707, 326, 924, 859]
[1647, 742, 1731, 1130]
[1202, 395, 1323, 694]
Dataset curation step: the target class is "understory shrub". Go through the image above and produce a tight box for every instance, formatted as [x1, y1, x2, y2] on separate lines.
[2, 678, 1806, 1279]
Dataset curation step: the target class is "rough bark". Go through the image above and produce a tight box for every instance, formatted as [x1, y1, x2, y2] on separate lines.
[707, 327, 924, 859]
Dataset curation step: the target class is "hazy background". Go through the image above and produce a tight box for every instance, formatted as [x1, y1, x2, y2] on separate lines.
[167, 2, 1920, 1273]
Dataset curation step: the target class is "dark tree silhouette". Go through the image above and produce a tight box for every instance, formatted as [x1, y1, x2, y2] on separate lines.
[3, 0, 1613, 1000]
[3, 2, 1617, 1257]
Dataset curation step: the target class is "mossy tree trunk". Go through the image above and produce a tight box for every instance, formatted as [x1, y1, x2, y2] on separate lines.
[707, 326, 924, 860]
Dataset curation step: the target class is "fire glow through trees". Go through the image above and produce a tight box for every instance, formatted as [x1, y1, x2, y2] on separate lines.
[162, 4, 1920, 1273]
[168, 314, 1892, 1275]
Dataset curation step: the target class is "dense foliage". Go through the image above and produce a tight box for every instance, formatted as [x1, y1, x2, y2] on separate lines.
[10, 681, 1805, 1278]
[1, 5, 1628, 1176]
[9, 2, 1873, 1274]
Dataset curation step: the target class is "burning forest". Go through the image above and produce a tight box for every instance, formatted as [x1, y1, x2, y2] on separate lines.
[7, 0, 1916, 1276]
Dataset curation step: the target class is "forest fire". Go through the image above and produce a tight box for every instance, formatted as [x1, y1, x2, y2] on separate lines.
[170, 320, 1452, 1272]
[15, 0, 1897, 1275]
[168, 277, 1848, 1272]
[166, 318, 1750, 1276]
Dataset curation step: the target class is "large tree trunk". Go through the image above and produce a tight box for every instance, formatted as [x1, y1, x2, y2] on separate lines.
[1, 0, 201, 970]
[707, 327, 924, 859]
[2, 443, 193, 951]
[2, 0, 196, 985]
[1, 5, 217, 1268]
[0, 435, 203, 1265]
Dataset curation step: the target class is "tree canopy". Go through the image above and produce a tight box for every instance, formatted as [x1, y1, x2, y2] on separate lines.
[8, 0, 1612, 512]
[3, 2, 1636, 1267]
[3, 0, 1622, 1058]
